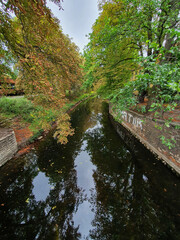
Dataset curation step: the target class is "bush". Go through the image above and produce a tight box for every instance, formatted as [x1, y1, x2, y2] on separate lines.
[0, 97, 57, 130]
[0, 97, 35, 121]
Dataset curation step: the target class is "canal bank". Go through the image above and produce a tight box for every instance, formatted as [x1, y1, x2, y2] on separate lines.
[109, 105, 180, 175]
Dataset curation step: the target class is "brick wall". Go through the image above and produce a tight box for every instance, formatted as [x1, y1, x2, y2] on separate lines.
[0, 129, 18, 167]
[109, 106, 180, 175]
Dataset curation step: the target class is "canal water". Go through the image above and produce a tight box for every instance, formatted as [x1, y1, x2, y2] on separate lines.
[0, 100, 180, 240]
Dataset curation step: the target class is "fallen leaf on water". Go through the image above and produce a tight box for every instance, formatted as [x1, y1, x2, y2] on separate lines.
[25, 198, 29, 203]
[52, 206, 56, 210]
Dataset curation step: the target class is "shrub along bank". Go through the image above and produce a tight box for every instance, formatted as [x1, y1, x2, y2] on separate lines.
[0, 97, 57, 141]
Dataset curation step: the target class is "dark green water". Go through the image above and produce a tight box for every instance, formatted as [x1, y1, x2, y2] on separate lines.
[0, 100, 180, 240]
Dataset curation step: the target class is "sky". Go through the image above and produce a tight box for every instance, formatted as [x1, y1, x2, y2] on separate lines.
[47, 0, 99, 53]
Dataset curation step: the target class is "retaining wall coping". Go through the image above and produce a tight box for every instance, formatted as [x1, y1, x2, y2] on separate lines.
[0, 128, 15, 141]
[0, 128, 18, 167]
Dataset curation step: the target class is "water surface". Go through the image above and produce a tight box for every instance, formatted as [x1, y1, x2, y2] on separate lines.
[0, 100, 179, 240]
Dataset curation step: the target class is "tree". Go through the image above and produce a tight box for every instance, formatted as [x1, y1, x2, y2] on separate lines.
[0, 0, 83, 143]
[84, 0, 180, 113]
[83, 0, 139, 96]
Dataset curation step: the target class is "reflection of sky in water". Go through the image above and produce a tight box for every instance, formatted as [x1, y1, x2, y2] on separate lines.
[86, 119, 102, 133]
[73, 140, 96, 239]
[32, 172, 52, 201]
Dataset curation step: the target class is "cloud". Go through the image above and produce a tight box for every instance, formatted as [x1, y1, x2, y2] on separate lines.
[47, 0, 99, 52]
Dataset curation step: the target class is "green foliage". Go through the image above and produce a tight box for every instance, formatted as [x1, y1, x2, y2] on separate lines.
[160, 136, 176, 150]
[82, 49, 97, 91]
[109, 80, 138, 111]
[83, 0, 138, 94]
[0, 97, 57, 131]
[0, 114, 12, 127]
[83, 0, 180, 107]
[29, 129, 44, 143]
[106, 42, 179, 116]
[154, 124, 163, 130]
[0, 97, 35, 122]
[29, 107, 57, 132]
[135, 105, 146, 113]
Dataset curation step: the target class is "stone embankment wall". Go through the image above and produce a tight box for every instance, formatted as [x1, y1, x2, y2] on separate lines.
[109, 106, 180, 175]
[0, 128, 18, 167]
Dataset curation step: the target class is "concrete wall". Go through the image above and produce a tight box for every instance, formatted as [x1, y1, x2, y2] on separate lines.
[109, 106, 180, 175]
[0, 128, 18, 167]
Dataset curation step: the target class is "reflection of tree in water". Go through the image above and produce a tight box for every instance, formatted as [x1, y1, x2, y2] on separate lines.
[0, 153, 42, 239]
[84, 103, 180, 240]
[0, 100, 179, 240]
[0, 151, 82, 240]
[0, 101, 94, 240]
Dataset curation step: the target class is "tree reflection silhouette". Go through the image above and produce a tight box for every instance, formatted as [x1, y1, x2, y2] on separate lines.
[83, 103, 180, 240]
[0, 100, 179, 240]
[0, 102, 93, 239]
[0, 151, 82, 239]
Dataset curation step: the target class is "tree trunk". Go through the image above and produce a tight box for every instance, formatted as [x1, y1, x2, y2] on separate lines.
[138, 90, 147, 103]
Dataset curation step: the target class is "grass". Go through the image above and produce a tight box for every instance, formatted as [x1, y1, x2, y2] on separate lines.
[0, 97, 57, 131]
[0, 97, 35, 123]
